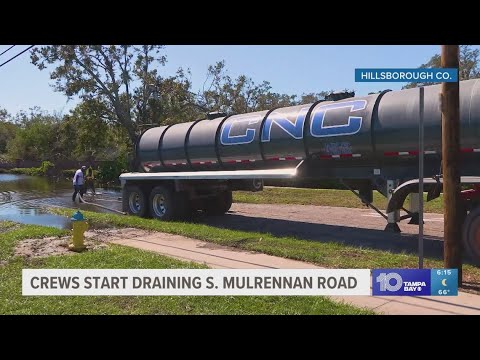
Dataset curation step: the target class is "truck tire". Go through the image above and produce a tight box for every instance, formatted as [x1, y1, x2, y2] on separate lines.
[149, 186, 192, 221]
[462, 206, 480, 264]
[123, 185, 149, 217]
[149, 186, 177, 221]
[204, 190, 233, 215]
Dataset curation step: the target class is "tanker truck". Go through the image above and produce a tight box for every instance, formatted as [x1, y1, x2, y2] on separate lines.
[119, 79, 480, 261]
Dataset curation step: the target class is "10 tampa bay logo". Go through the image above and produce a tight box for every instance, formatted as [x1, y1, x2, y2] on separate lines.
[376, 272, 426, 292]
[372, 269, 431, 296]
[371, 269, 458, 296]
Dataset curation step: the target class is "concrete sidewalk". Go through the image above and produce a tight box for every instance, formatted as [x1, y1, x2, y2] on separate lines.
[92, 228, 480, 315]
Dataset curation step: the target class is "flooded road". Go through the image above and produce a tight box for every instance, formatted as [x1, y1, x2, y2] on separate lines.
[0, 174, 122, 229]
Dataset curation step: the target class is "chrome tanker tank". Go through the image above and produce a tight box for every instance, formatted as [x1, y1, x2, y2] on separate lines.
[137, 79, 480, 176]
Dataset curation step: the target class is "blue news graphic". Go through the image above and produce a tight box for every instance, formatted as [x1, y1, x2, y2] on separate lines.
[431, 269, 458, 296]
[355, 68, 458, 83]
[372, 269, 431, 296]
[372, 269, 459, 296]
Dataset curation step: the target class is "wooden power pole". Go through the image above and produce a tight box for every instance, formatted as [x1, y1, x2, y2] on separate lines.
[441, 45, 462, 285]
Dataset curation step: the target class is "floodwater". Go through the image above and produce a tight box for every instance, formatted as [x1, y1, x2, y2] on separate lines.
[0, 174, 122, 229]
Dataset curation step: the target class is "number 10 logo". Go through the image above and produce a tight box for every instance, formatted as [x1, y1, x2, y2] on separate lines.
[376, 272, 403, 292]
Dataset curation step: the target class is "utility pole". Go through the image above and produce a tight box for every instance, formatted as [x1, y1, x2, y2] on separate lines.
[441, 45, 462, 285]
[418, 86, 424, 269]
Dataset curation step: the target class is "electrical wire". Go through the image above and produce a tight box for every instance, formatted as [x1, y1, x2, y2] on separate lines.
[0, 45, 15, 57]
[0, 45, 34, 68]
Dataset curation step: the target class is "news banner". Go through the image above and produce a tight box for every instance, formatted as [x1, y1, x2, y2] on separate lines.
[22, 269, 458, 296]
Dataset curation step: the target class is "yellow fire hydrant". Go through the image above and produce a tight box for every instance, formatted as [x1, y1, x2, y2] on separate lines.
[69, 210, 88, 252]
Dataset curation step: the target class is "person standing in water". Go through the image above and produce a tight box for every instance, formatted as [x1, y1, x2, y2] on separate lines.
[72, 165, 86, 202]
[85, 165, 96, 195]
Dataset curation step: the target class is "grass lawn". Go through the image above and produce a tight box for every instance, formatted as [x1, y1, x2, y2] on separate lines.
[49, 208, 480, 288]
[0, 221, 17, 231]
[0, 222, 371, 315]
[233, 187, 444, 213]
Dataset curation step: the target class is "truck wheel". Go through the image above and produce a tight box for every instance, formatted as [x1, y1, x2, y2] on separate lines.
[123, 185, 148, 217]
[204, 190, 233, 215]
[462, 206, 480, 264]
[149, 186, 176, 221]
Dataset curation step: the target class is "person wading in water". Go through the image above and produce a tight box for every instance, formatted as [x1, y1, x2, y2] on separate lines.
[72, 165, 86, 202]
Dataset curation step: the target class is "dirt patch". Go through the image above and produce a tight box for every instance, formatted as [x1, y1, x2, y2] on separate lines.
[84, 227, 153, 242]
[13, 228, 152, 260]
[15, 236, 72, 259]
[14, 236, 108, 259]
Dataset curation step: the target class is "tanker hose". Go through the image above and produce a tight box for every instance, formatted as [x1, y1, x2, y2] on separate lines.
[78, 194, 127, 215]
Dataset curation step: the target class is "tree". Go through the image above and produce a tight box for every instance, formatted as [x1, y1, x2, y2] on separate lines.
[31, 45, 192, 146]
[6, 108, 61, 161]
[0, 109, 17, 154]
[62, 100, 130, 161]
[0, 108, 7, 120]
[403, 45, 480, 89]
[3, 103, 133, 163]
[297, 92, 329, 104]
[195, 61, 297, 115]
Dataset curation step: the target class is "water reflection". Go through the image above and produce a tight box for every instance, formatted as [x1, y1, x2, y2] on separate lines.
[0, 174, 122, 229]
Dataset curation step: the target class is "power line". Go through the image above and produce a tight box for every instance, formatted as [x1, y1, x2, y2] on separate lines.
[0, 45, 35, 68]
[0, 45, 15, 57]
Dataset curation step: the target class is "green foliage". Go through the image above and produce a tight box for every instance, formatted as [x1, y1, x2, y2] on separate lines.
[5, 108, 62, 161]
[96, 156, 128, 185]
[0, 221, 17, 232]
[8, 168, 38, 176]
[265, 178, 346, 190]
[297, 92, 330, 104]
[0, 109, 17, 154]
[62, 169, 77, 178]
[31, 45, 193, 145]
[38, 161, 54, 175]
[404, 45, 480, 89]
[196, 61, 298, 115]
[4, 102, 132, 166]
[63, 100, 131, 161]
[0, 153, 13, 165]
[8, 161, 55, 176]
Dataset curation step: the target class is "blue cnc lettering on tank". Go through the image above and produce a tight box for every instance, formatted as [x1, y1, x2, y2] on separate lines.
[261, 107, 310, 142]
[310, 100, 367, 137]
[220, 115, 262, 145]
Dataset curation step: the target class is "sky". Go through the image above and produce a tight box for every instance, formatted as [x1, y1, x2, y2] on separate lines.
[1, 45, 478, 117]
